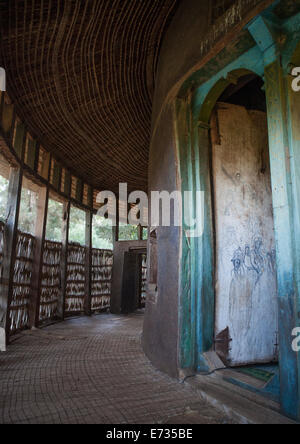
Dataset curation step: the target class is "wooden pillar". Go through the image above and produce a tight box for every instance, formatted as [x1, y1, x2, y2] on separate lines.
[196, 124, 215, 369]
[138, 224, 143, 241]
[113, 199, 119, 244]
[29, 185, 49, 328]
[59, 201, 70, 321]
[264, 59, 300, 420]
[177, 93, 215, 376]
[84, 210, 93, 316]
[0, 166, 23, 343]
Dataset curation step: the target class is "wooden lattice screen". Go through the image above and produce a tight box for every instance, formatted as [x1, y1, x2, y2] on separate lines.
[10, 232, 35, 333]
[39, 241, 62, 323]
[91, 249, 113, 312]
[65, 243, 86, 314]
[0, 220, 114, 328]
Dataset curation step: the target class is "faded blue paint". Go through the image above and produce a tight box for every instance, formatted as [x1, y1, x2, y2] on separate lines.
[247, 15, 278, 65]
[191, 46, 265, 121]
[282, 12, 300, 69]
[285, 55, 300, 421]
[247, 10, 300, 420]
[264, 59, 299, 419]
[177, 1, 300, 419]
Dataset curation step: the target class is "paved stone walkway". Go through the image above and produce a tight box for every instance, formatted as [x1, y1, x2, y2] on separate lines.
[0, 313, 235, 424]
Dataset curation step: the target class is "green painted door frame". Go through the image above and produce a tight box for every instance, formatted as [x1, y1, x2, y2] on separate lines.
[175, 7, 300, 420]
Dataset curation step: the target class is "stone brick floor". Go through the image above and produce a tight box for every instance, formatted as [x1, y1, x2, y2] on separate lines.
[0, 312, 235, 424]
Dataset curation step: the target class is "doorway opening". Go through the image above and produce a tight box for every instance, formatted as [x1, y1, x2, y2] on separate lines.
[121, 249, 147, 314]
[210, 74, 278, 370]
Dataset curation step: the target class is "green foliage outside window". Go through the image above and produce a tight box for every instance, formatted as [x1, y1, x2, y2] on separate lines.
[69, 205, 86, 246]
[46, 199, 64, 242]
[0, 174, 9, 222]
[93, 215, 113, 250]
[118, 223, 139, 241]
[18, 186, 38, 234]
[142, 227, 148, 240]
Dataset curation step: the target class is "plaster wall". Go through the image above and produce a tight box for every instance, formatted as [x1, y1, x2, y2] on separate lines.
[142, 104, 180, 378]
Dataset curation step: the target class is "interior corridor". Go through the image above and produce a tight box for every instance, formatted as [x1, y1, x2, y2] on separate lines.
[0, 313, 234, 425]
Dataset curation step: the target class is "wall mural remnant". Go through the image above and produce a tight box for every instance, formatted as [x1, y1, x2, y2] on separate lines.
[228, 236, 278, 364]
[229, 238, 276, 338]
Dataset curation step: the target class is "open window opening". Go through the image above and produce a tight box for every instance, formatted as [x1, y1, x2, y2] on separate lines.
[0, 153, 10, 222]
[69, 205, 86, 246]
[18, 176, 39, 235]
[92, 214, 113, 250]
[45, 194, 64, 242]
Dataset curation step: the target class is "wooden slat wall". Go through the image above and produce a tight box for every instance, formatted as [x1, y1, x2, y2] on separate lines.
[65, 243, 86, 314]
[9, 232, 35, 333]
[39, 241, 62, 323]
[91, 250, 113, 312]
[1, 221, 114, 331]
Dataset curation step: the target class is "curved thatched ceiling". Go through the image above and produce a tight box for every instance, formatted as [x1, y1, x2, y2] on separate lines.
[0, 0, 178, 193]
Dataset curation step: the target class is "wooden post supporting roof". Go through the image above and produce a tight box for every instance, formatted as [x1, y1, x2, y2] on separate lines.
[0, 111, 26, 341]
[0, 128, 25, 345]
[0, 167, 23, 343]
[138, 224, 143, 241]
[59, 201, 70, 321]
[29, 184, 50, 328]
[84, 210, 93, 316]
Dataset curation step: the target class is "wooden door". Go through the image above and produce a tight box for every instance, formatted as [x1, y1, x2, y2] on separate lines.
[211, 102, 278, 366]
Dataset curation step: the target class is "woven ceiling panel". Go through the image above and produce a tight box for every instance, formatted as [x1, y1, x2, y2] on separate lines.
[0, 0, 178, 193]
